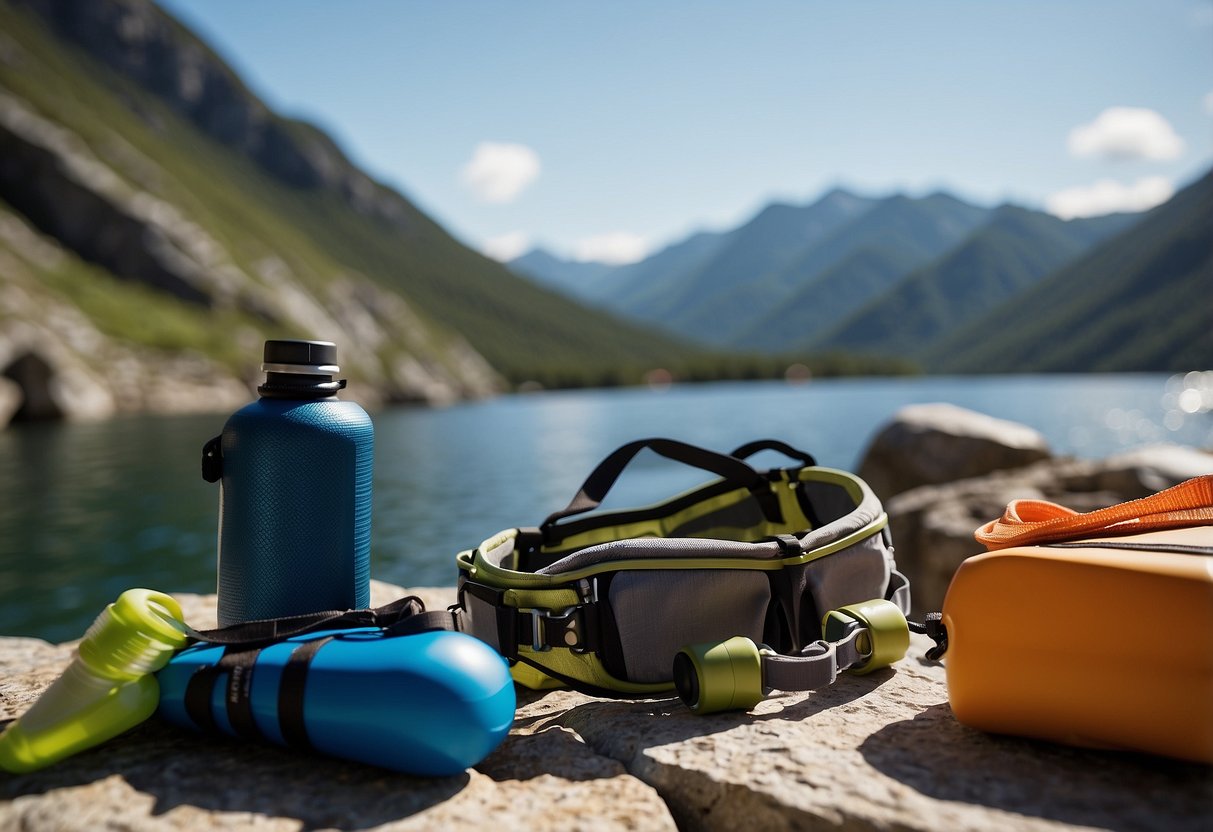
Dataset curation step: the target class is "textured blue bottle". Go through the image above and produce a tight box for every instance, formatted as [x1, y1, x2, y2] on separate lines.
[213, 340, 372, 626]
[156, 629, 516, 775]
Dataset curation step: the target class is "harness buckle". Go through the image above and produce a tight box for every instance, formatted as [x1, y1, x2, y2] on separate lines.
[524, 607, 581, 653]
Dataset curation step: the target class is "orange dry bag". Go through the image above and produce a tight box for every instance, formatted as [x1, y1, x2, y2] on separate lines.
[938, 475, 1213, 764]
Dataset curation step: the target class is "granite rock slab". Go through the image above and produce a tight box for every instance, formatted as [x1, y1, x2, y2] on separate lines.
[2, 584, 1210, 831]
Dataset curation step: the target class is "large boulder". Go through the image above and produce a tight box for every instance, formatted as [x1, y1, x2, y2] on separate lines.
[888, 444, 1213, 614]
[0, 324, 117, 423]
[0, 375, 23, 425]
[2, 583, 1210, 830]
[858, 403, 1052, 500]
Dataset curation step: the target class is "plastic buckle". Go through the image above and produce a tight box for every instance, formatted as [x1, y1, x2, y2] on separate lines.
[524, 607, 580, 653]
[821, 599, 909, 675]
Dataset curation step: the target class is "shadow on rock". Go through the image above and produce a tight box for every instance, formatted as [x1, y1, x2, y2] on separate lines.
[1, 718, 469, 831]
[860, 703, 1213, 832]
[483, 669, 897, 783]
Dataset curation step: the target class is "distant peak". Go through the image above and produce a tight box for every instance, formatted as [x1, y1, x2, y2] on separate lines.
[989, 202, 1037, 219]
[508, 247, 560, 265]
[921, 190, 966, 205]
[819, 185, 860, 201]
[813, 186, 873, 209]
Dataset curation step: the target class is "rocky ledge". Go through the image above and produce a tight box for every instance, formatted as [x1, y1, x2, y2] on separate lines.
[2, 582, 1210, 831]
[858, 403, 1213, 614]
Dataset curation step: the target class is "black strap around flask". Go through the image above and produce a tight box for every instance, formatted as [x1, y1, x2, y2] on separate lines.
[277, 636, 333, 750]
[183, 647, 263, 741]
[183, 638, 330, 751]
[180, 595, 461, 749]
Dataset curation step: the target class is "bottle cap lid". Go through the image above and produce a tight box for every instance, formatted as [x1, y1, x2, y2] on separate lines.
[262, 340, 340, 376]
[77, 589, 189, 681]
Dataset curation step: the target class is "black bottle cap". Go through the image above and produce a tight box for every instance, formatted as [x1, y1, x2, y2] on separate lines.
[258, 339, 347, 399]
[263, 339, 339, 370]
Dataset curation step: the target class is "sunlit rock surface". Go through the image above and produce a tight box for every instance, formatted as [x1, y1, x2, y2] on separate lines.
[858, 402, 1052, 500]
[2, 582, 1209, 831]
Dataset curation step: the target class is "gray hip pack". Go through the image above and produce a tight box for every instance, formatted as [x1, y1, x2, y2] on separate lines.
[451, 438, 913, 713]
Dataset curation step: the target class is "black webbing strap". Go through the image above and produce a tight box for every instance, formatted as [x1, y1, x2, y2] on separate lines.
[181, 595, 460, 742]
[768, 534, 803, 556]
[277, 636, 332, 750]
[188, 595, 434, 648]
[184, 661, 220, 734]
[540, 438, 774, 530]
[184, 647, 263, 739]
[224, 648, 261, 741]
[729, 439, 816, 468]
[384, 609, 462, 638]
[459, 582, 517, 657]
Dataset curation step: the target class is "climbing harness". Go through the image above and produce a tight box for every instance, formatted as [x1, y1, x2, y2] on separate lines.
[448, 438, 913, 713]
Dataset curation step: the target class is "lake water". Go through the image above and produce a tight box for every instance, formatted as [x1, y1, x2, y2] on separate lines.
[1, 373, 1209, 642]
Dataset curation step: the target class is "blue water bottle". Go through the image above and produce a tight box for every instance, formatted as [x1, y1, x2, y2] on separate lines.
[156, 628, 516, 775]
[203, 340, 373, 626]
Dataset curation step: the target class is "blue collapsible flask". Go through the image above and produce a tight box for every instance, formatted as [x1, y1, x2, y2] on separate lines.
[203, 340, 373, 626]
[156, 599, 516, 775]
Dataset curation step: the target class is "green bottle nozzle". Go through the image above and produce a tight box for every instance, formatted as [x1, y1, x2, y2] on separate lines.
[0, 589, 189, 774]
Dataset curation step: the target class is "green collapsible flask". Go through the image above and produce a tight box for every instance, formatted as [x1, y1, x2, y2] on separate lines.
[0, 589, 188, 773]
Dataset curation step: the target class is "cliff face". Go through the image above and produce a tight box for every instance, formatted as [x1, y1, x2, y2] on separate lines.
[0, 0, 690, 426]
[0, 0, 507, 424]
[11, 0, 412, 227]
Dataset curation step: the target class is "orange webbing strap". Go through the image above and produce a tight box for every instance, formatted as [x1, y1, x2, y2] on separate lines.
[975, 474, 1213, 551]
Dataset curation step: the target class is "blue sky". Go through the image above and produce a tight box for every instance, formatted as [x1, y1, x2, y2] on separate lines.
[159, 0, 1213, 264]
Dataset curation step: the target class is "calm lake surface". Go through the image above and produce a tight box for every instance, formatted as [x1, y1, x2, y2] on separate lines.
[2, 373, 1209, 642]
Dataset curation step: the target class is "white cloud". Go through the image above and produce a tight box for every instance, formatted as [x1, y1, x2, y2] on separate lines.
[573, 232, 650, 265]
[459, 142, 541, 203]
[481, 231, 532, 262]
[1045, 176, 1174, 219]
[1067, 107, 1185, 161]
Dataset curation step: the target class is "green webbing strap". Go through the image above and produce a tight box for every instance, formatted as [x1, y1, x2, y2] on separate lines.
[762, 628, 864, 692]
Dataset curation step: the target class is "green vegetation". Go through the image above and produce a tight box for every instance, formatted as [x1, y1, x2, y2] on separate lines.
[0, 200, 253, 374]
[734, 243, 919, 351]
[512, 177, 1206, 374]
[0, 1, 705, 392]
[925, 170, 1213, 373]
[513, 351, 918, 390]
[805, 205, 1134, 360]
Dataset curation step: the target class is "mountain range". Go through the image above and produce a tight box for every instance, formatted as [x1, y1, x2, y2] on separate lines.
[0, 0, 1207, 428]
[511, 174, 1210, 372]
[927, 167, 1213, 373]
